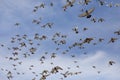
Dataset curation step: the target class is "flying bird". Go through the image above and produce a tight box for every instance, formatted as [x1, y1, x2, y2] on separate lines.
[63, 0, 76, 11]
[114, 30, 120, 35]
[79, 7, 95, 18]
[109, 60, 115, 65]
[108, 38, 118, 43]
[98, 0, 105, 6]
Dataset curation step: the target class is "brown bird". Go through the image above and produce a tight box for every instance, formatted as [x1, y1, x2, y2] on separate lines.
[51, 66, 63, 74]
[79, 7, 95, 18]
[83, 37, 94, 43]
[98, 18, 104, 22]
[63, 0, 76, 11]
[108, 38, 118, 43]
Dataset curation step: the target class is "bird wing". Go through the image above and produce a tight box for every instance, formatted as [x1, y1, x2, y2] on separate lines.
[63, 0, 75, 8]
[79, 7, 95, 17]
[56, 66, 63, 70]
[79, 12, 87, 17]
[87, 7, 95, 14]
[63, 2, 71, 8]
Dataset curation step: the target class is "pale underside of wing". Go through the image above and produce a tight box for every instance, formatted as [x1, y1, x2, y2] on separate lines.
[79, 12, 87, 17]
[63, 3, 70, 8]
[88, 7, 95, 14]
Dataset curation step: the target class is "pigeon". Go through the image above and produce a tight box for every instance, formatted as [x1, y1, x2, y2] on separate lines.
[79, 7, 95, 18]
[63, 0, 76, 11]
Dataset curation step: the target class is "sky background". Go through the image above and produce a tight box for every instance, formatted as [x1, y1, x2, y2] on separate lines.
[0, 0, 120, 80]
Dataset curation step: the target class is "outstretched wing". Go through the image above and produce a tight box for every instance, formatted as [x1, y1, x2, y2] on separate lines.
[79, 7, 95, 17]
[87, 7, 95, 14]
[63, 3, 70, 8]
[79, 12, 87, 17]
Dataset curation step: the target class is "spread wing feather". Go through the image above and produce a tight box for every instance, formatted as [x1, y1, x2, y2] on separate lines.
[79, 7, 95, 17]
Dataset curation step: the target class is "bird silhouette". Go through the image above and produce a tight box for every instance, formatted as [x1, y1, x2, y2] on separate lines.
[79, 7, 95, 18]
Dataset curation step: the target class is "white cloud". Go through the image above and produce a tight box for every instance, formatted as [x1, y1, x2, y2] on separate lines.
[82, 51, 106, 63]
[0, 51, 119, 80]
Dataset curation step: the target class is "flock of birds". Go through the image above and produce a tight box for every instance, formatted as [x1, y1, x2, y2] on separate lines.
[0, 31, 117, 80]
[0, 0, 120, 80]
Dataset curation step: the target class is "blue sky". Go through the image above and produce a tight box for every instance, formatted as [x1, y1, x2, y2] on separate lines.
[0, 0, 120, 80]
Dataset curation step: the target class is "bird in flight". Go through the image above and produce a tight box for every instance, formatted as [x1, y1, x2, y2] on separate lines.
[114, 30, 120, 35]
[15, 23, 20, 26]
[63, 0, 76, 11]
[79, 7, 95, 18]
[109, 60, 115, 65]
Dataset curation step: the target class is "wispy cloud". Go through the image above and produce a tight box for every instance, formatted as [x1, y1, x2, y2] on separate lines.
[0, 51, 119, 80]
